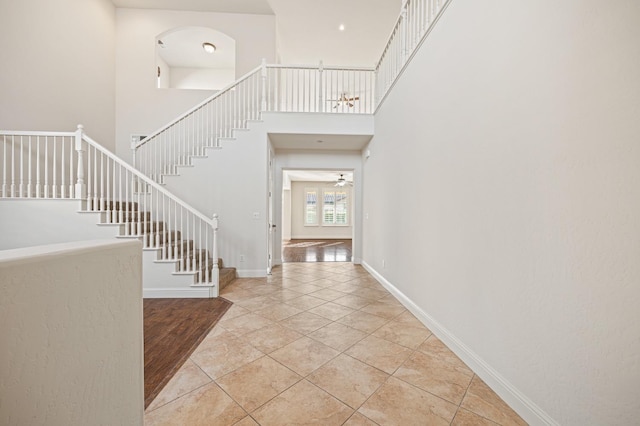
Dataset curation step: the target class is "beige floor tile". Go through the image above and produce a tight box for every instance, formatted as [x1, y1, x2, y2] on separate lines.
[392, 310, 426, 327]
[286, 273, 322, 283]
[144, 382, 247, 426]
[359, 377, 457, 426]
[372, 320, 431, 349]
[345, 335, 413, 374]
[343, 412, 379, 425]
[216, 356, 301, 412]
[358, 288, 391, 300]
[279, 311, 332, 334]
[327, 273, 357, 283]
[270, 336, 340, 376]
[235, 295, 279, 311]
[307, 354, 389, 409]
[220, 304, 251, 320]
[376, 294, 404, 306]
[308, 288, 347, 301]
[330, 282, 362, 293]
[332, 294, 374, 310]
[394, 350, 473, 405]
[218, 313, 275, 336]
[360, 301, 406, 320]
[451, 408, 500, 425]
[241, 323, 303, 354]
[417, 336, 472, 373]
[460, 376, 527, 426]
[269, 289, 306, 302]
[234, 416, 259, 425]
[308, 322, 368, 352]
[287, 283, 326, 294]
[191, 335, 264, 379]
[308, 302, 355, 321]
[307, 278, 341, 288]
[283, 294, 327, 310]
[220, 288, 258, 302]
[337, 311, 390, 333]
[252, 380, 353, 425]
[147, 359, 212, 412]
[254, 303, 302, 322]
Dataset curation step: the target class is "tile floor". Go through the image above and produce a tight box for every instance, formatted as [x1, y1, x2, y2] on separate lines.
[144, 263, 527, 426]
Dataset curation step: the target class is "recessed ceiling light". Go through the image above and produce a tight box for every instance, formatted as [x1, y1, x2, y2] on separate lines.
[202, 42, 216, 53]
[338, 24, 345, 31]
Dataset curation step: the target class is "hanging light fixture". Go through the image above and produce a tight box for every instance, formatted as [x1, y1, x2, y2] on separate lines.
[202, 42, 216, 53]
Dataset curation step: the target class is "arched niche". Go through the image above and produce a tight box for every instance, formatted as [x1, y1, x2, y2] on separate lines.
[156, 27, 236, 90]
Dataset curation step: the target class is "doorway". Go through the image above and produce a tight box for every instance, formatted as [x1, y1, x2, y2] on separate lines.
[281, 170, 354, 263]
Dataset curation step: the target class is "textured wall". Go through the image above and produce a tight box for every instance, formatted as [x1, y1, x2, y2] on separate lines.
[364, 0, 640, 424]
[0, 0, 116, 149]
[0, 239, 143, 425]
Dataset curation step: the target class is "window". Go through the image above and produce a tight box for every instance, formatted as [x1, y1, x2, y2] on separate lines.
[304, 189, 318, 225]
[322, 190, 348, 225]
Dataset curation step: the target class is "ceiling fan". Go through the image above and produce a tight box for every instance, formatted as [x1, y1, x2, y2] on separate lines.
[330, 93, 360, 108]
[334, 174, 353, 187]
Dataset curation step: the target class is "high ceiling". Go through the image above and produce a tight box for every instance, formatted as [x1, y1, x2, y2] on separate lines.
[111, 0, 402, 67]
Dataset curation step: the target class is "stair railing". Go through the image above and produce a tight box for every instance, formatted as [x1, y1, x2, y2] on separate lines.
[133, 64, 264, 183]
[0, 126, 220, 293]
[375, 0, 452, 110]
[132, 61, 377, 184]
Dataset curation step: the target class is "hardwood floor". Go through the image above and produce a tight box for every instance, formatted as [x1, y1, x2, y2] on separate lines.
[144, 298, 232, 408]
[282, 239, 352, 263]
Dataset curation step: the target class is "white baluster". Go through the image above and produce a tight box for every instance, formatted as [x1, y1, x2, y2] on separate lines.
[318, 61, 324, 113]
[27, 136, 32, 197]
[2, 136, 7, 197]
[35, 136, 41, 198]
[75, 125, 86, 200]
[260, 58, 267, 111]
[211, 213, 219, 296]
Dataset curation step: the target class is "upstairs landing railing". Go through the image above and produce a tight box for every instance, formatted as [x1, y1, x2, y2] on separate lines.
[375, 0, 452, 108]
[0, 126, 220, 293]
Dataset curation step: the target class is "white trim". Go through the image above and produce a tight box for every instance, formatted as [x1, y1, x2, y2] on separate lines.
[361, 261, 559, 426]
[143, 287, 213, 298]
[237, 269, 268, 278]
[289, 234, 352, 240]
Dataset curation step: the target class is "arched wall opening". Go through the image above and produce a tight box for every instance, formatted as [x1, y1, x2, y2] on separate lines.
[156, 27, 236, 90]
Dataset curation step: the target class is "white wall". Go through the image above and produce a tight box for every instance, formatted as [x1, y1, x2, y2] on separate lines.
[282, 189, 292, 240]
[290, 181, 352, 239]
[0, 200, 121, 250]
[161, 120, 270, 277]
[0, 239, 143, 425]
[363, 1, 640, 425]
[115, 8, 276, 161]
[170, 67, 235, 90]
[0, 0, 116, 149]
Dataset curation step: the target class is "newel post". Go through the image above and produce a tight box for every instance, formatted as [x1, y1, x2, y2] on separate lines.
[318, 60, 324, 113]
[211, 213, 220, 297]
[130, 136, 137, 170]
[74, 124, 86, 200]
[260, 58, 267, 112]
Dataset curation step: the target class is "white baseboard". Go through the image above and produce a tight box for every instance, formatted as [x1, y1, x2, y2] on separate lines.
[361, 261, 558, 426]
[143, 287, 213, 298]
[237, 269, 267, 278]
